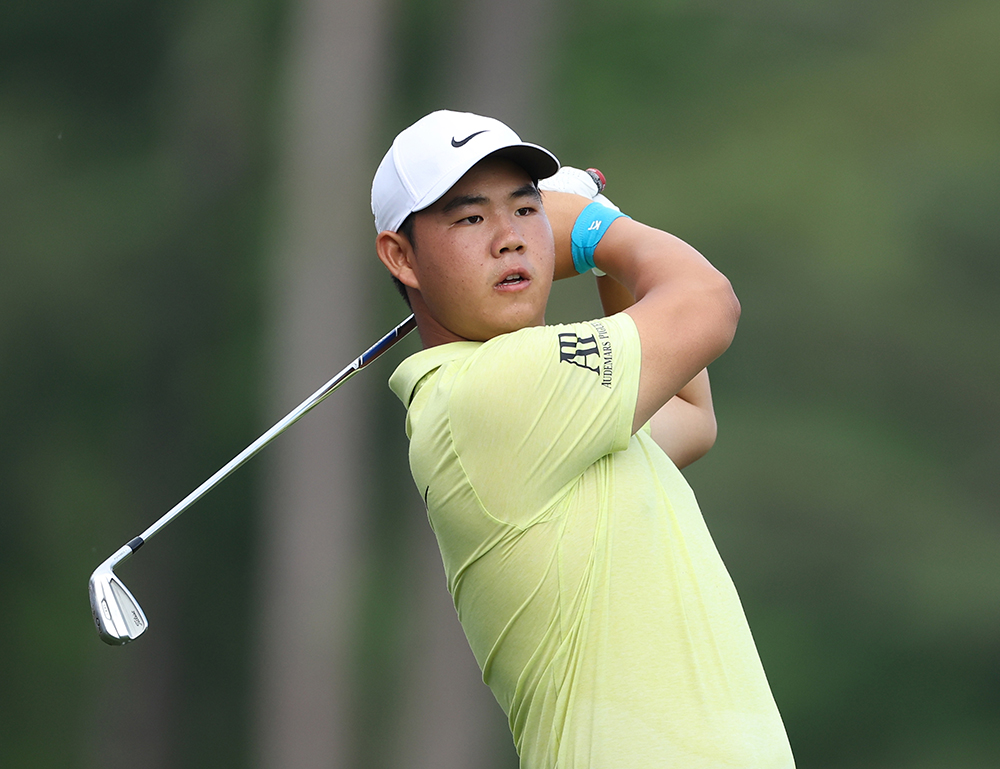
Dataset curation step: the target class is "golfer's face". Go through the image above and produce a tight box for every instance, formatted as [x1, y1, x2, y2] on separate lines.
[409, 158, 555, 341]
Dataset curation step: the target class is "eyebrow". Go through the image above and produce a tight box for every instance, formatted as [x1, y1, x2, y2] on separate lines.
[512, 182, 542, 202]
[440, 193, 487, 214]
[439, 183, 541, 215]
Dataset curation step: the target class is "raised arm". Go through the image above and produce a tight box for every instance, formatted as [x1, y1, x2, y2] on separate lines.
[594, 264, 718, 468]
[540, 187, 738, 438]
[597, 218, 738, 434]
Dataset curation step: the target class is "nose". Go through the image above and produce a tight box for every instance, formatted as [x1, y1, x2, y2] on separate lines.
[493, 216, 525, 257]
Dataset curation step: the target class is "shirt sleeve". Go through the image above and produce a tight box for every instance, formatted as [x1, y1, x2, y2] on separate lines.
[447, 313, 641, 527]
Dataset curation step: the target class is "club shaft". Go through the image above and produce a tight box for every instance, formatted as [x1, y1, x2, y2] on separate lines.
[132, 314, 416, 546]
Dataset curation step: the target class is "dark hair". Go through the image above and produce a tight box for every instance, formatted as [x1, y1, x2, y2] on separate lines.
[391, 212, 417, 308]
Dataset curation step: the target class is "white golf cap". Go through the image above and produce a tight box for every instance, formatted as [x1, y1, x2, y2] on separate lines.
[371, 110, 559, 233]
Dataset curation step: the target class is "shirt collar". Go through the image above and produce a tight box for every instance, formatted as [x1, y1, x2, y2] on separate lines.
[388, 341, 481, 407]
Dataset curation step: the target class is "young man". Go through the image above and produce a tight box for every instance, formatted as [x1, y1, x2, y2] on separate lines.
[372, 110, 794, 768]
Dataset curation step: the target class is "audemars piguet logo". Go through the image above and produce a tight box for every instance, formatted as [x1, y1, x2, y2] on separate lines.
[559, 322, 615, 388]
[558, 332, 600, 374]
[591, 320, 615, 388]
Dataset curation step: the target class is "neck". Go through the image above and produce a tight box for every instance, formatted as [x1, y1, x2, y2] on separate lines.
[405, 288, 548, 349]
[414, 315, 467, 349]
[406, 290, 469, 349]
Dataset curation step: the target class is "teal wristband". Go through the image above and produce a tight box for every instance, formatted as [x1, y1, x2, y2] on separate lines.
[570, 202, 630, 274]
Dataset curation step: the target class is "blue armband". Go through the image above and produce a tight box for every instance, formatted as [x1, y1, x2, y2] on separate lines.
[570, 202, 630, 274]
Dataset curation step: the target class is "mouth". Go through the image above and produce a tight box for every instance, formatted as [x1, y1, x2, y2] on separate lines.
[495, 269, 530, 290]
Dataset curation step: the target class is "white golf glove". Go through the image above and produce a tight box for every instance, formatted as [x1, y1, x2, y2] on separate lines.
[538, 166, 621, 211]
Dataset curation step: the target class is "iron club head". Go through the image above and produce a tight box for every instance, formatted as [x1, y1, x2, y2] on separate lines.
[89, 541, 147, 645]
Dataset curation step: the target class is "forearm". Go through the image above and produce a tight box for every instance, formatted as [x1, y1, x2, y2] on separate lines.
[672, 367, 713, 411]
[649, 369, 717, 468]
[542, 186, 640, 315]
[594, 222, 734, 321]
[596, 273, 634, 315]
[540, 189, 591, 280]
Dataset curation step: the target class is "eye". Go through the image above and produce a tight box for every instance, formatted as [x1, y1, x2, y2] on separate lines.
[458, 214, 483, 225]
[515, 205, 536, 216]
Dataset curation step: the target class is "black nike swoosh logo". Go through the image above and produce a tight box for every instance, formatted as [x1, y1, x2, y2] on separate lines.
[451, 130, 488, 147]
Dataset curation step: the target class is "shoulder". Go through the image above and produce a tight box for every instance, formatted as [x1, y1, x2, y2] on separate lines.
[389, 341, 480, 408]
[449, 314, 641, 417]
[470, 314, 639, 378]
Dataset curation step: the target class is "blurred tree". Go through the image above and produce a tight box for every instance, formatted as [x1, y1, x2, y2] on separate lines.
[368, 2, 559, 767]
[1, 0, 280, 766]
[250, 0, 391, 767]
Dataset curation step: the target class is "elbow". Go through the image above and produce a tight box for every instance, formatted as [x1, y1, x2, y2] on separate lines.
[678, 429, 716, 470]
[687, 409, 718, 467]
[650, 402, 719, 470]
[727, 277, 741, 333]
[703, 409, 719, 452]
[726, 276, 741, 328]
[720, 272, 741, 336]
[706, 271, 741, 358]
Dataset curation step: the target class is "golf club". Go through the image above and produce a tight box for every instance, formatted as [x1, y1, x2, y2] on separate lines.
[89, 314, 417, 645]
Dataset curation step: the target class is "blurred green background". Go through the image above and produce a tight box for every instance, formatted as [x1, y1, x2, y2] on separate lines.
[2, 0, 997, 766]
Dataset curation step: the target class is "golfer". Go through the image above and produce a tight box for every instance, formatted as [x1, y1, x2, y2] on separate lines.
[371, 110, 794, 768]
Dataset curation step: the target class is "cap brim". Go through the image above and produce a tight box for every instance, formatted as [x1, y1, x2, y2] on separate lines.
[488, 144, 560, 183]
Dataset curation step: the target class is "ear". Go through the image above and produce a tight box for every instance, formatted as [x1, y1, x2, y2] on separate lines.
[375, 230, 421, 291]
